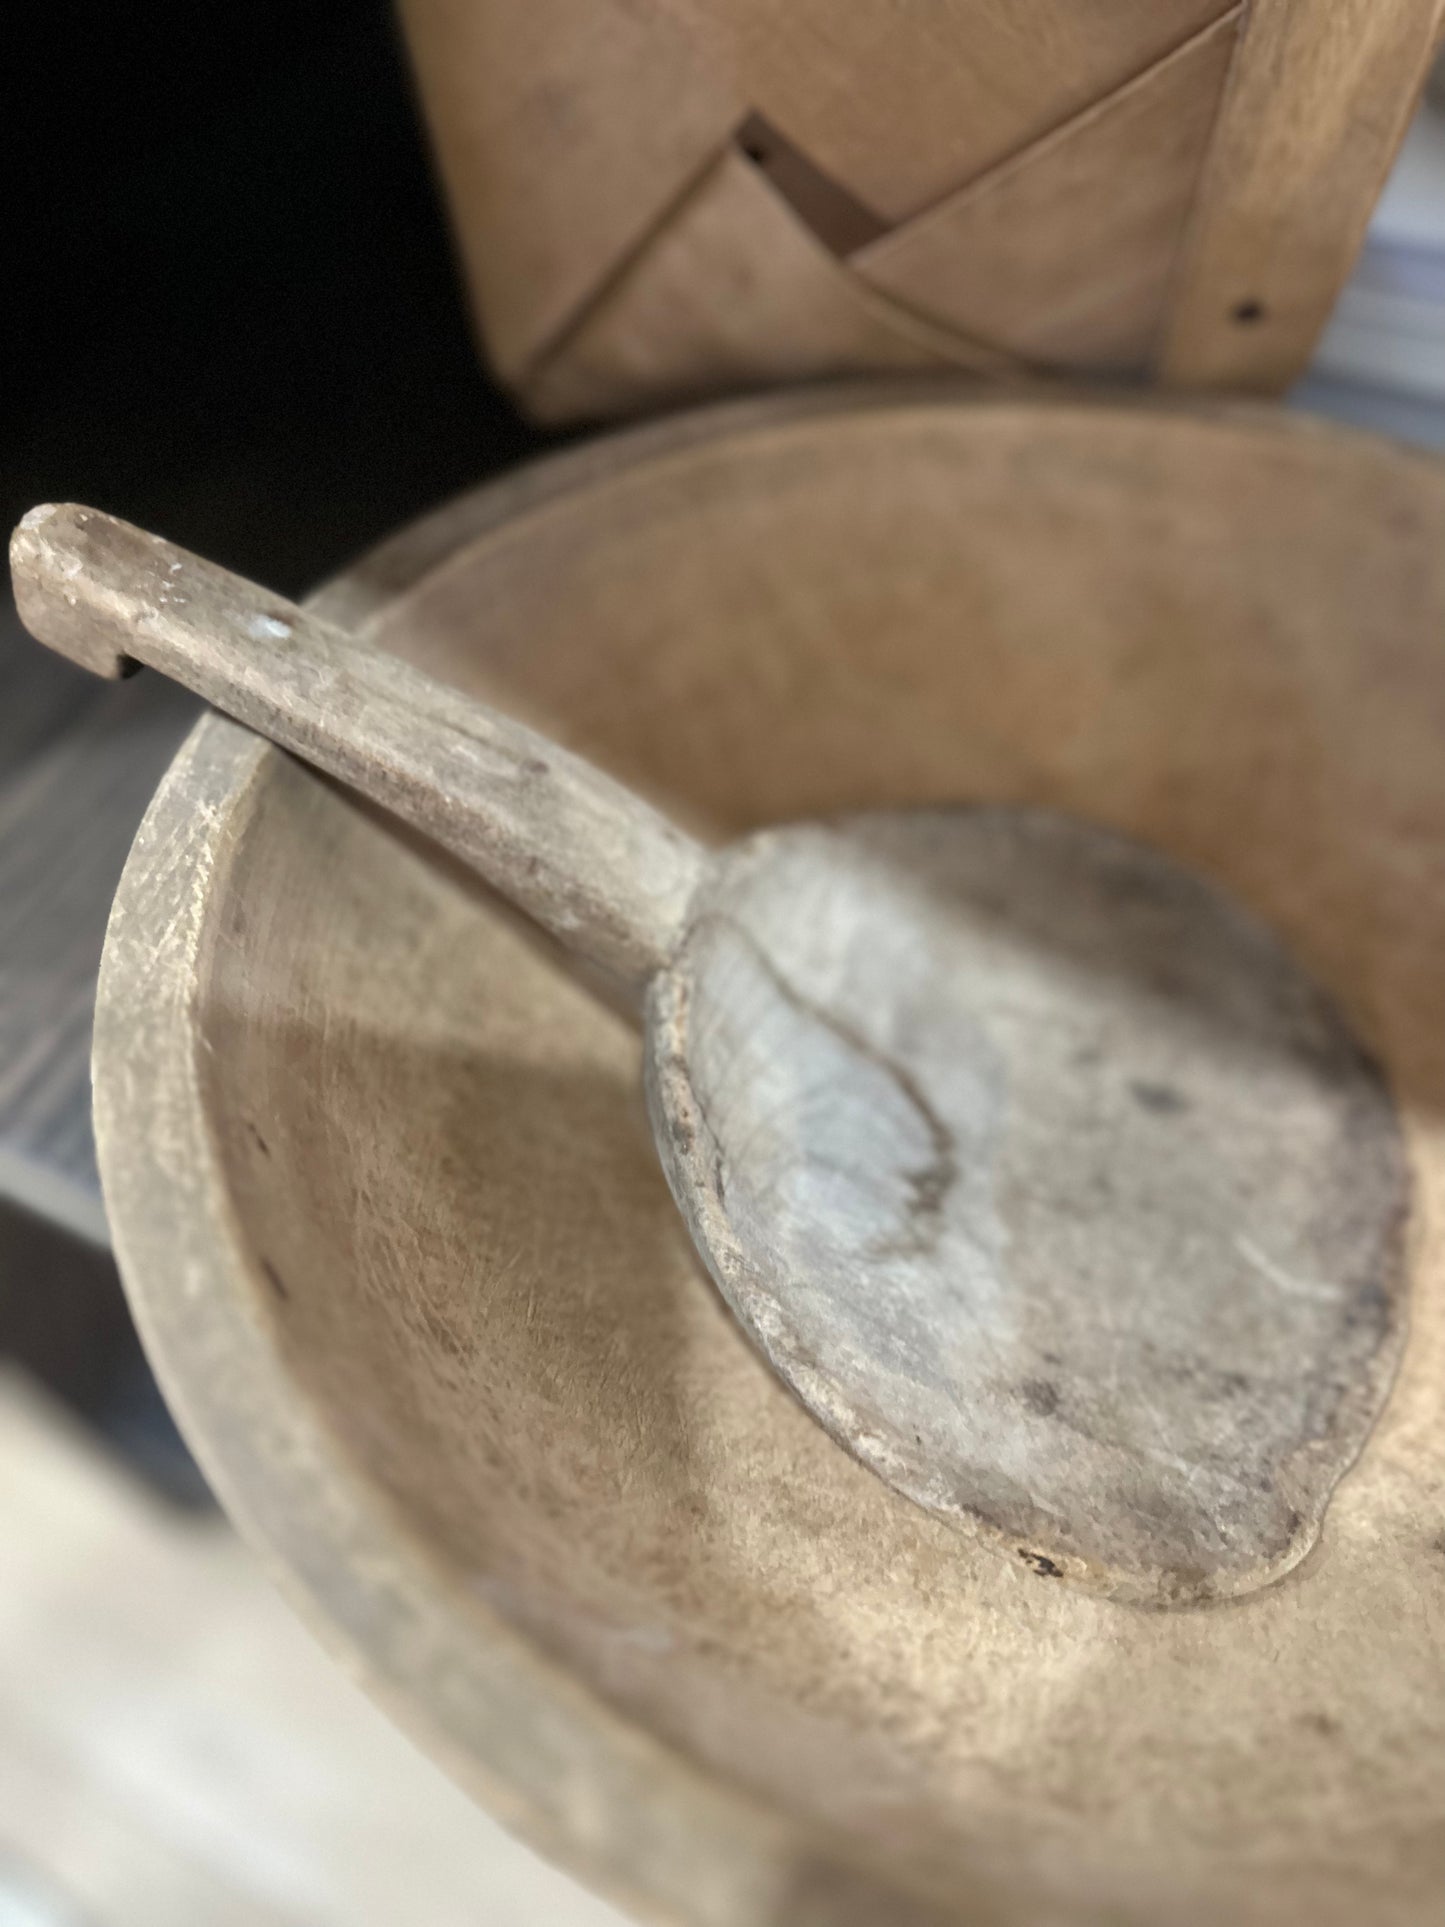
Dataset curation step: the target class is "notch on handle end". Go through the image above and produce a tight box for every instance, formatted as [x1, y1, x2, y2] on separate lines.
[11, 504, 140, 679]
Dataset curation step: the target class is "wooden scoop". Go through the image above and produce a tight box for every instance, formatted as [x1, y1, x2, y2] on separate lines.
[11, 503, 1407, 1607]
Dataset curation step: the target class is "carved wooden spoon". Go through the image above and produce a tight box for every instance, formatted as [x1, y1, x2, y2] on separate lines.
[11, 504, 1407, 1607]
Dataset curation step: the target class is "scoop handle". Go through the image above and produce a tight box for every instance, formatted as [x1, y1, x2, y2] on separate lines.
[11, 504, 705, 989]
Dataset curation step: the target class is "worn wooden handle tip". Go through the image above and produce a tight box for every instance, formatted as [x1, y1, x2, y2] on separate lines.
[11, 503, 141, 679]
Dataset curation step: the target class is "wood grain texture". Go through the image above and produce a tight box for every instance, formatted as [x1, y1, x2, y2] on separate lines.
[396, 0, 740, 378]
[651, 807, 1406, 1605]
[92, 391, 1445, 1926]
[0, 1371, 626, 1927]
[19, 500, 1405, 1603]
[1157, 0, 1445, 388]
[526, 149, 1018, 421]
[856, 14, 1239, 371]
[650, 0, 1231, 221]
[401, 1, 1440, 415]
[12, 507, 704, 992]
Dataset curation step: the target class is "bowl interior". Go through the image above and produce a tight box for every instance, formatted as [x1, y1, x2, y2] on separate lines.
[106, 395, 1445, 1925]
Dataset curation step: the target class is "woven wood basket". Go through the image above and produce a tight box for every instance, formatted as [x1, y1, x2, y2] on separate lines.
[399, 0, 1444, 420]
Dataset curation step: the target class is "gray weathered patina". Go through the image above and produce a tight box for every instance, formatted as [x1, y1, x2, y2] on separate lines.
[11, 497, 1408, 1605]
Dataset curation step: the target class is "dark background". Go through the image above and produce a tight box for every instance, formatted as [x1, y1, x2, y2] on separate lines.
[5, 0, 546, 595]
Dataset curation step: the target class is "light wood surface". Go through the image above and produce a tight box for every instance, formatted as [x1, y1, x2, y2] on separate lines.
[90, 389, 1445, 1925]
[19, 503, 1406, 1605]
[12, 508, 703, 993]
[650, 805, 1406, 1606]
[1158, 0, 1445, 387]
[526, 149, 1016, 423]
[855, 13, 1238, 371]
[0, 1369, 626, 1927]
[399, 0, 1444, 414]
[396, 0, 740, 381]
[648, 0, 1229, 222]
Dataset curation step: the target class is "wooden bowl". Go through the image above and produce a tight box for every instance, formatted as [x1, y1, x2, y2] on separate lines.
[95, 388, 1445, 1927]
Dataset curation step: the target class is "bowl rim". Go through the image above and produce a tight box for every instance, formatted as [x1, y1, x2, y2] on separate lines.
[91, 380, 1445, 1927]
